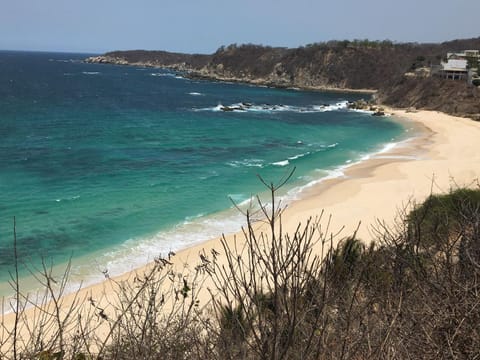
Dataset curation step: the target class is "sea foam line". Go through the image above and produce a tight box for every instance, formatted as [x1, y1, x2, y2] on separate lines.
[150, 72, 175, 77]
[3, 207, 249, 312]
[65, 208, 249, 294]
[55, 195, 81, 202]
[150, 72, 185, 80]
[227, 159, 264, 168]
[66, 135, 415, 297]
[282, 135, 419, 204]
[288, 152, 310, 160]
[193, 101, 349, 114]
[270, 144, 338, 168]
[272, 160, 290, 166]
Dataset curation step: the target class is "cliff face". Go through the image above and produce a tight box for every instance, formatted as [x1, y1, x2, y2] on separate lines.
[377, 77, 480, 119]
[85, 38, 480, 117]
[194, 43, 415, 90]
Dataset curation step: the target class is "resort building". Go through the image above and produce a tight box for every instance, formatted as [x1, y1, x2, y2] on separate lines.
[439, 59, 468, 80]
[437, 50, 479, 81]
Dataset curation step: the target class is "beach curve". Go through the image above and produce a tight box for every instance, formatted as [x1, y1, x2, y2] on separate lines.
[2, 108, 480, 346]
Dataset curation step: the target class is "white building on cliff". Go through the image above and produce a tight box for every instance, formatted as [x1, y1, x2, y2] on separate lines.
[438, 50, 479, 82]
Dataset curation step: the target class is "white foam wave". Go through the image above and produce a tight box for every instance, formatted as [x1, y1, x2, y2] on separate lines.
[150, 72, 175, 77]
[288, 152, 310, 160]
[282, 168, 347, 202]
[350, 108, 374, 114]
[272, 160, 290, 167]
[55, 195, 80, 202]
[227, 159, 264, 168]
[282, 136, 415, 203]
[199, 170, 219, 180]
[349, 108, 392, 117]
[235, 195, 257, 207]
[62, 135, 415, 297]
[228, 193, 250, 204]
[377, 142, 397, 154]
[184, 213, 205, 223]
[188, 92, 204, 96]
[48, 59, 78, 63]
[67, 209, 249, 293]
[357, 141, 400, 162]
[82, 71, 100, 75]
[313, 101, 349, 112]
[274, 145, 334, 166]
[194, 101, 350, 114]
[150, 72, 185, 80]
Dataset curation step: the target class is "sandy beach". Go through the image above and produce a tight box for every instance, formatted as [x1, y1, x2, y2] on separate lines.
[3, 108, 480, 347]
[168, 108, 479, 265]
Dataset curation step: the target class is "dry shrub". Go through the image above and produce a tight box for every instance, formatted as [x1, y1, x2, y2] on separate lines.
[1, 182, 479, 359]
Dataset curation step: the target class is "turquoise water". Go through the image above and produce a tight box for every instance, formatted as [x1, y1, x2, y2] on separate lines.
[0, 51, 406, 292]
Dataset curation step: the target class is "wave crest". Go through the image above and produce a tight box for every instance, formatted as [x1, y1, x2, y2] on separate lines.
[194, 101, 349, 113]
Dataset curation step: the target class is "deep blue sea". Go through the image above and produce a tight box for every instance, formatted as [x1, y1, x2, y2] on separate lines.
[0, 51, 407, 294]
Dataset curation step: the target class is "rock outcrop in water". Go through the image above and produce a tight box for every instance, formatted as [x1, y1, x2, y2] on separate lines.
[85, 38, 480, 118]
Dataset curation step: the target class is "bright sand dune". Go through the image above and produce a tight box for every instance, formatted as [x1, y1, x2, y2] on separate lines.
[3, 109, 480, 344]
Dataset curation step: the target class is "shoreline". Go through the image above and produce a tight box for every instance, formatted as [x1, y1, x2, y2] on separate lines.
[2, 108, 480, 342]
[0, 109, 408, 301]
[69, 107, 480, 287]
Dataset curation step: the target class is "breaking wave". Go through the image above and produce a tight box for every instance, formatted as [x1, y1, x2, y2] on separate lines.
[194, 101, 350, 113]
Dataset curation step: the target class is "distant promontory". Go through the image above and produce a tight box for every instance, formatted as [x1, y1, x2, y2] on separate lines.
[86, 38, 480, 119]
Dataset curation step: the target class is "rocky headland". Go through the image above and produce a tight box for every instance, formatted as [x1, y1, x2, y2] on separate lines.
[86, 37, 480, 119]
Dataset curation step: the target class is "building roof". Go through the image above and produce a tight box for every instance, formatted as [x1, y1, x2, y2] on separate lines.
[442, 59, 467, 72]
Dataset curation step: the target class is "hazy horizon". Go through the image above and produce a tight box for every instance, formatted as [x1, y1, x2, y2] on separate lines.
[1, 0, 479, 54]
[2, 35, 480, 56]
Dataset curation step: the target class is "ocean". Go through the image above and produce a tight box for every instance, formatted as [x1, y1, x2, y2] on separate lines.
[0, 51, 407, 295]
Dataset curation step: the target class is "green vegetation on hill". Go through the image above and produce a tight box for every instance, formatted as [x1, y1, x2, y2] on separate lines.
[3, 184, 480, 359]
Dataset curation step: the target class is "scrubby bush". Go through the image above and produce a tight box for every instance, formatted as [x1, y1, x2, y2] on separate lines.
[2, 184, 480, 359]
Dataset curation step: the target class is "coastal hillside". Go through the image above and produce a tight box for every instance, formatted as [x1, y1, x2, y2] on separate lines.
[86, 49, 211, 69]
[86, 37, 480, 117]
[377, 76, 480, 118]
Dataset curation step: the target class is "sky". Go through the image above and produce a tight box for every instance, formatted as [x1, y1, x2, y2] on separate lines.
[1, 0, 479, 54]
